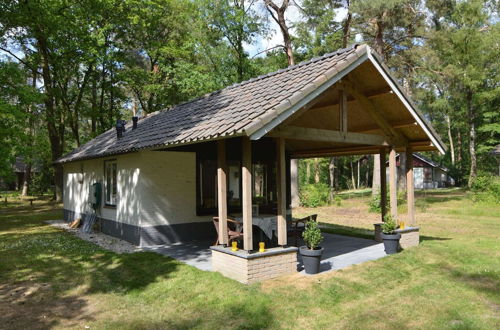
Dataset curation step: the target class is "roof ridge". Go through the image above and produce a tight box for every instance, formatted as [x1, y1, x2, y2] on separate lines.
[152, 44, 362, 116]
[227, 43, 360, 90]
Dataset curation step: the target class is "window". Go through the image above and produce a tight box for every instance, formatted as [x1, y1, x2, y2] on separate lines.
[105, 160, 117, 206]
[198, 159, 217, 210]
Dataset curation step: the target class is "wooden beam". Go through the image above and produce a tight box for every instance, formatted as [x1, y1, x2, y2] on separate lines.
[343, 79, 407, 146]
[380, 148, 387, 221]
[291, 146, 382, 158]
[406, 146, 415, 226]
[308, 87, 393, 113]
[276, 138, 287, 246]
[217, 140, 228, 245]
[389, 147, 398, 219]
[269, 126, 388, 146]
[242, 137, 253, 251]
[355, 121, 417, 133]
[339, 89, 347, 137]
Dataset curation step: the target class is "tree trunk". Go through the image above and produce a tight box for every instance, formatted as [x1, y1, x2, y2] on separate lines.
[36, 32, 64, 202]
[366, 159, 370, 187]
[372, 154, 381, 195]
[457, 129, 463, 164]
[467, 91, 477, 188]
[350, 159, 356, 189]
[357, 159, 360, 188]
[445, 114, 455, 165]
[290, 159, 299, 207]
[264, 0, 294, 66]
[329, 157, 335, 201]
[341, 1, 352, 48]
[314, 158, 320, 184]
[398, 152, 406, 191]
[306, 161, 311, 184]
[21, 163, 31, 197]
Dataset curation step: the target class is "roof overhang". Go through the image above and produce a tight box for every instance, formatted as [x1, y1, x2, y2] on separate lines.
[248, 46, 446, 156]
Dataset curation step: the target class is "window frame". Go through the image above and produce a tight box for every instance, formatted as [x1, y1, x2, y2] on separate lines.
[104, 159, 117, 207]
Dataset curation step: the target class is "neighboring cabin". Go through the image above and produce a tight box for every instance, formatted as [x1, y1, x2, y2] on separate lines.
[386, 153, 452, 189]
[0, 157, 40, 191]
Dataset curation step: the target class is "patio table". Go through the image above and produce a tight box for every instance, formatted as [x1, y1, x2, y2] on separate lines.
[234, 214, 277, 241]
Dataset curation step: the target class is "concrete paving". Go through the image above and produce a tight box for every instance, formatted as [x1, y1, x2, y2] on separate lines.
[142, 240, 213, 271]
[145, 233, 386, 275]
[297, 233, 386, 274]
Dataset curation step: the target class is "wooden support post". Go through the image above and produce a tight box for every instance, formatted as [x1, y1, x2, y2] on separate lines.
[406, 146, 415, 226]
[379, 148, 387, 221]
[389, 147, 398, 220]
[242, 137, 253, 251]
[339, 88, 347, 138]
[276, 137, 287, 246]
[217, 140, 228, 245]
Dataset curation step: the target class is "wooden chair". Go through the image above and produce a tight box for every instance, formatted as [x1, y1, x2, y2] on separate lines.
[288, 214, 318, 246]
[212, 216, 244, 246]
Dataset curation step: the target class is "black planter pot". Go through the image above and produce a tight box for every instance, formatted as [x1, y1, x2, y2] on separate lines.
[299, 246, 324, 274]
[381, 233, 401, 254]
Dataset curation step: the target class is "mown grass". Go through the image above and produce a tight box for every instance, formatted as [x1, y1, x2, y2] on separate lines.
[0, 191, 499, 329]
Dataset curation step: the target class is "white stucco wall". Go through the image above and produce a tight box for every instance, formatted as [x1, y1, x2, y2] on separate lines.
[63, 150, 207, 227]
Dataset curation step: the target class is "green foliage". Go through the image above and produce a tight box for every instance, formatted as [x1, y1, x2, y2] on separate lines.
[368, 191, 405, 213]
[300, 183, 330, 207]
[381, 215, 398, 234]
[0, 0, 498, 200]
[470, 173, 500, 203]
[368, 194, 383, 213]
[302, 220, 324, 250]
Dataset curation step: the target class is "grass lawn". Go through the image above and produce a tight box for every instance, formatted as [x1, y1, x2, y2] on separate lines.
[0, 191, 499, 329]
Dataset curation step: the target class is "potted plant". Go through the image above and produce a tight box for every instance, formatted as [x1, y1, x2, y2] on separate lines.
[381, 215, 401, 254]
[299, 221, 324, 274]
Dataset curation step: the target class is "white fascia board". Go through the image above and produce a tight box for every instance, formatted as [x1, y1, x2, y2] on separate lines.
[249, 53, 369, 141]
[366, 49, 446, 155]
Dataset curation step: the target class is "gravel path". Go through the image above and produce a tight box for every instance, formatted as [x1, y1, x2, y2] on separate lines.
[45, 220, 141, 254]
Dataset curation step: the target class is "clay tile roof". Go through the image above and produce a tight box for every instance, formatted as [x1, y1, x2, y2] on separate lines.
[56, 44, 368, 163]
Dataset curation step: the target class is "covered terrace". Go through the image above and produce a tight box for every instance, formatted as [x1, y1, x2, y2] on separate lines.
[205, 44, 445, 283]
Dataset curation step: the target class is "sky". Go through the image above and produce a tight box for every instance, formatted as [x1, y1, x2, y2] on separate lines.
[244, 1, 348, 58]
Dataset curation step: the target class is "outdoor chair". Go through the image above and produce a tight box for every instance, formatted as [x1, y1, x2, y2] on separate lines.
[212, 216, 244, 246]
[288, 214, 318, 246]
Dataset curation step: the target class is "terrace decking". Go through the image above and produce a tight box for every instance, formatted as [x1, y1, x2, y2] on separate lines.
[143, 233, 386, 277]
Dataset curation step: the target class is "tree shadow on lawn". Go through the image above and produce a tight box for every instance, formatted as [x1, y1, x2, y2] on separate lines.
[441, 264, 500, 299]
[420, 235, 452, 242]
[417, 195, 464, 205]
[0, 282, 93, 330]
[319, 223, 452, 244]
[1, 225, 183, 328]
[99, 298, 276, 329]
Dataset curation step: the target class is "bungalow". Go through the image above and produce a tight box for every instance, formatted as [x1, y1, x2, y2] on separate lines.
[386, 153, 452, 189]
[56, 44, 446, 282]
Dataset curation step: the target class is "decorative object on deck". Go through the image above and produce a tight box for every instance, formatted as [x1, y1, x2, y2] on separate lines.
[211, 246, 297, 284]
[300, 220, 325, 274]
[212, 217, 243, 246]
[231, 241, 239, 251]
[380, 215, 401, 254]
[259, 242, 265, 253]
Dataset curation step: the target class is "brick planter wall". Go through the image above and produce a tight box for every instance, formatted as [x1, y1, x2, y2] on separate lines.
[394, 227, 420, 249]
[211, 246, 298, 284]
